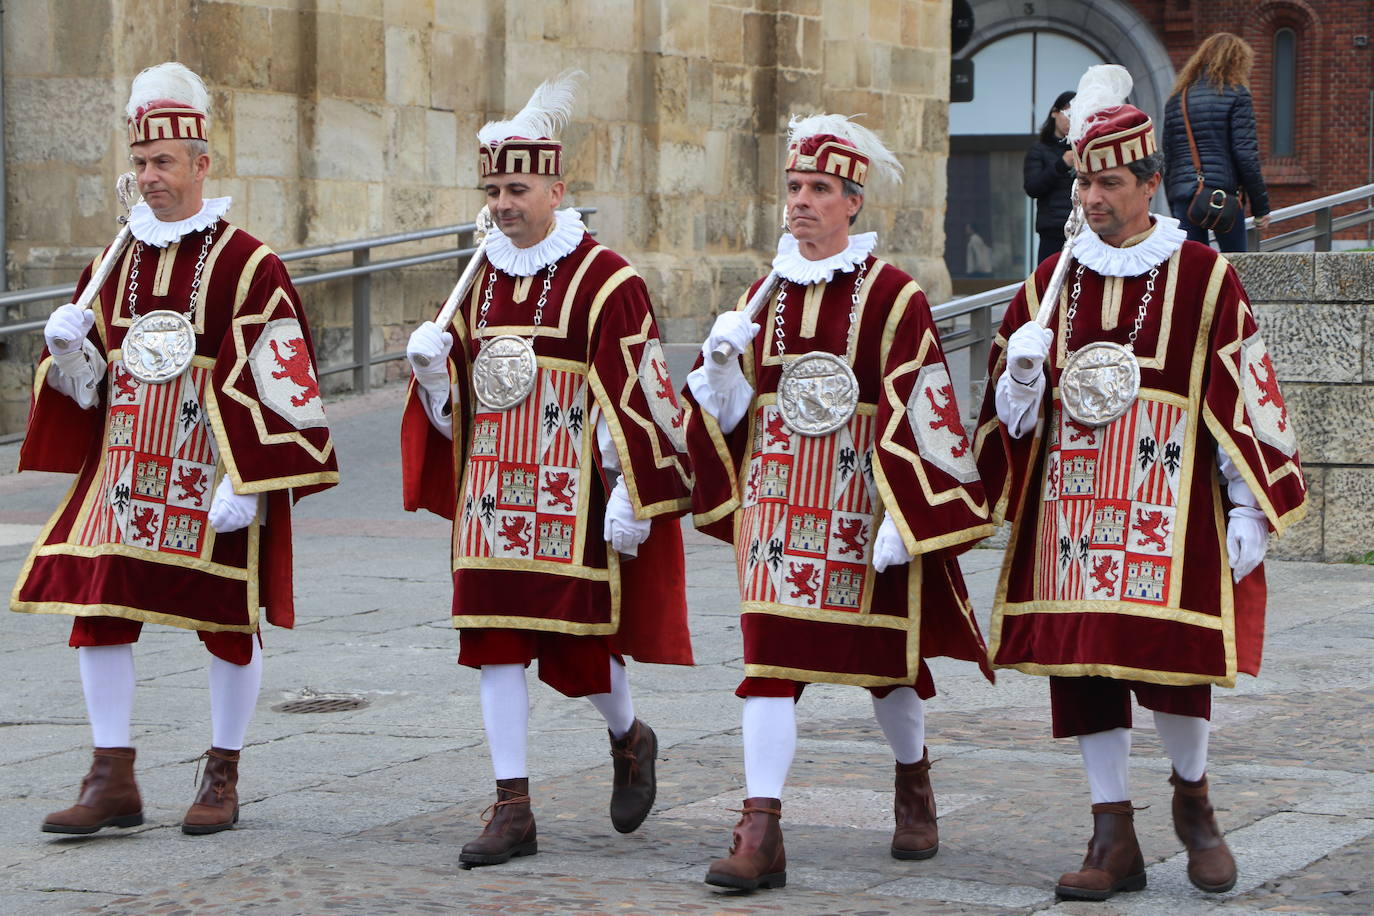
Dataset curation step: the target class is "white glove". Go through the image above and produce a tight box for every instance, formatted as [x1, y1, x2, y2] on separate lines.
[208, 476, 259, 534]
[406, 321, 454, 402]
[44, 304, 94, 356]
[603, 479, 650, 557]
[1226, 505, 1268, 581]
[1006, 322, 1054, 384]
[872, 515, 913, 573]
[702, 310, 761, 365]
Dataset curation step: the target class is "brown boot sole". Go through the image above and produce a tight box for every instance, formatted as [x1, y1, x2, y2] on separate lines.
[704, 869, 786, 891]
[891, 841, 938, 861]
[42, 812, 144, 835]
[610, 729, 658, 835]
[1189, 872, 1237, 894]
[459, 839, 538, 868]
[1055, 871, 1147, 901]
[182, 807, 240, 835]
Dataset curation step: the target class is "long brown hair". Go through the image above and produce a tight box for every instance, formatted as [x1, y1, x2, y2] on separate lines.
[1171, 32, 1255, 96]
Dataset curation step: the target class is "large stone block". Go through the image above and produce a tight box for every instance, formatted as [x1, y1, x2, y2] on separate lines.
[822, 0, 868, 41]
[267, 8, 306, 95]
[309, 98, 385, 181]
[385, 107, 428, 183]
[868, 0, 901, 39]
[385, 26, 430, 107]
[709, 5, 745, 64]
[4, 0, 52, 74]
[192, 2, 273, 91]
[51, 0, 112, 77]
[234, 93, 301, 178]
[425, 110, 458, 187]
[585, 53, 636, 123]
[1321, 468, 1374, 563]
[7, 166, 74, 244]
[1227, 252, 1313, 302]
[5, 78, 116, 167]
[1283, 382, 1374, 465]
[244, 177, 300, 250]
[1254, 302, 1367, 384]
[1269, 466, 1323, 561]
[572, 0, 641, 52]
[317, 13, 385, 99]
[776, 14, 821, 71]
[303, 179, 376, 245]
[654, 0, 710, 56]
[1315, 252, 1374, 303]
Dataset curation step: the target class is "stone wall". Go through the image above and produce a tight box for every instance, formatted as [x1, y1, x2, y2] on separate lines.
[0, 0, 954, 434]
[1228, 251, 1374, 563]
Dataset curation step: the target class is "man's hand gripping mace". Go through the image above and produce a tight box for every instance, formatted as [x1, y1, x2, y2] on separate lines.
[709, 270, 780, 365]
[1015, 186, 1086, 372]
[51, 172, 141, 351]
[412, 206, 496, 368]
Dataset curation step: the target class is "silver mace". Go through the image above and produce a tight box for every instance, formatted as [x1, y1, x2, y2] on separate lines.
[412, 206, 495, 368]
[51, 172, 141, 351]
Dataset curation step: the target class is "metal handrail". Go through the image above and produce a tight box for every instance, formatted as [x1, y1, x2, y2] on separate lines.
[0, 208, 598, 397]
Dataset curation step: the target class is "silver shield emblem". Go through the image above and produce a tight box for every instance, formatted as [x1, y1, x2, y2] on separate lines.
[123, 310, 196, 384]
[471, 334, 538, 410]
[778, 351, 859, 437]
[1060, 341, 1140, 427]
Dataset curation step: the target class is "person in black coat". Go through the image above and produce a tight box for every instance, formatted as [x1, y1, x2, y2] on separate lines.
[1023, 90, 1076, 266]
[1163, 32, 1272, 252]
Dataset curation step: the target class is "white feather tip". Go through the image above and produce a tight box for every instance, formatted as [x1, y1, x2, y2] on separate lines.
[126, 62, 209, 121]
[1067, 65, 1133, 144]
[478, 69, 585, 145]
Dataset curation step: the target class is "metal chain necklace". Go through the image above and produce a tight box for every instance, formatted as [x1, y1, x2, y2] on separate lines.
[775, 259, 866, 436]
[1059, 261, 1159, 427]
[121, 221, 219, 384]
[470, 261, 558, 410]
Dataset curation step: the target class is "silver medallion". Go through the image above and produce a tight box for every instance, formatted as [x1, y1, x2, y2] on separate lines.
[472, 334, 538, 410]
[1060, 341, 1140, 427]
[123, 309, 196, 384]
[778, 351, 859, 436]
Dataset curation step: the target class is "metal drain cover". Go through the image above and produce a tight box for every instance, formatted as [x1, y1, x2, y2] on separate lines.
[273, 695, 369, 714]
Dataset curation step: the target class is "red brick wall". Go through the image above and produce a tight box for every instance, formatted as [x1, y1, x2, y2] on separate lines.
[1126, 0, 1374, 238]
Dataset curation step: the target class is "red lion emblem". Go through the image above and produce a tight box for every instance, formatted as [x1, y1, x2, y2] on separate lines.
[1067, 420, 1095, 444]
[269, 337, 321, 407]
[925, 383, 970, 457]
[765, 411, 790, 448]
[650, 358, 685, 429]
[541, 471, 575, 511]
[498, 517, 532, 552]
[130, 506, 160, 542]
[833, 518, 868, 557]
[173, 466, 208, 506]
[113, 368, 139, 400]
[1247, 353, 1288, 432]
[1134, 509, 1170, 551]
[1090, 555, 1119, 593]
[784, 561, 821, 602]
[745, 463, 761, 502]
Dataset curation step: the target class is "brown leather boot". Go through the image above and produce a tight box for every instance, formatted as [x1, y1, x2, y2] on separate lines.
[1055, 802, 1148, 900]
[459, 778, 537, 868]
[182, 747, 241, 835]
[1171, 770, 1237, 892]
[608, 719, 657, 833]
[704, 798, 786, 890]
[891, 750, 938, 860]
[42, 747, 144, 834]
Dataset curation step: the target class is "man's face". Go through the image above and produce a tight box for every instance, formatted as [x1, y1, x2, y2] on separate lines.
[484, 173, 565, 249]
[786, 170, 862, 254]
[130, 139, 209, 222]
[1075, 164, 1160, 245]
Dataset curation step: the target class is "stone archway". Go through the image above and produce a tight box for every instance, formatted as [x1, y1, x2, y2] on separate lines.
[958, 0, 1176, 121]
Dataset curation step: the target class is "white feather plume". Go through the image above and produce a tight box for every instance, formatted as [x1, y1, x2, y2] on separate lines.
[126, 62, 210, 122]
[785, 113, 903, 185]
[478, 70, 584, 145]
[1067, 64, 1133, 145]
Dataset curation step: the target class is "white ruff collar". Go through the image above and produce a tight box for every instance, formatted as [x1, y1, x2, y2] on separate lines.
[128, 197, 232, 248]
[485, 208, 586, 277]
[771, 232, 877, 285]
[1070, 215, 1187, 277]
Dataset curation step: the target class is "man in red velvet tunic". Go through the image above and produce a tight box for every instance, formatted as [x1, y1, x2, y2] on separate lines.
[401, 72, 692, 867]
[682, 115, 994, 891]
[11, 62, 337, 837]
[974, 66, 1307, 901]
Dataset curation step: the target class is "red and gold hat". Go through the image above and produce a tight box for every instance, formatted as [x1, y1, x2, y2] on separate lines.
[125, 62, 210, 146]
[1073, 104, 1156, 173]
[1067, 64, 1156, 173]
[783, 114, 902, 188]
[477, 71, 582, 178]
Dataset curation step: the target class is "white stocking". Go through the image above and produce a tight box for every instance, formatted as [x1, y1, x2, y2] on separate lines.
[742, 696, 796, 800]
[585, 657, 636, 739]
[209, 639, 262, 751]
[79, 645, 135, 748]
[871, 686, 925, 765]
[1153, 710, 1209, 783]
[480, 663, 529, 780]
[1078, 727, 1132, 804]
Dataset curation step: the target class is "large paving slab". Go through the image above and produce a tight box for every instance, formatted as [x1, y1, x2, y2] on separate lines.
[1, 385, 1372, 914]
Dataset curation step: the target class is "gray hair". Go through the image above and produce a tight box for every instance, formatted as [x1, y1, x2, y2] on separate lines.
[1126, 150, 1164, 183]
[841, 177, 864, 225]
[185, 138, 209, 159]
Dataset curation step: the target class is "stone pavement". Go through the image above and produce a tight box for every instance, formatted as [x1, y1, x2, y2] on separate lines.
[2, 386, 1372, 915]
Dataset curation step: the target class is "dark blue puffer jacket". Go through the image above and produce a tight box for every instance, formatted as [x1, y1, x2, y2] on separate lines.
[1163, 79, 1270, 217]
